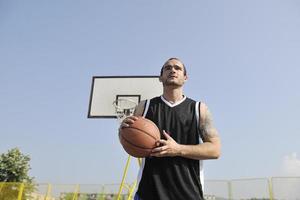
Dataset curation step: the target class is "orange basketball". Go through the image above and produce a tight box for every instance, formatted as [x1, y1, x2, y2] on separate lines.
[119, 117, 161, 158]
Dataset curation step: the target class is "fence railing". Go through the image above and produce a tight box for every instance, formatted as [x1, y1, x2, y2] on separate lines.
[0, 177, 299, 200]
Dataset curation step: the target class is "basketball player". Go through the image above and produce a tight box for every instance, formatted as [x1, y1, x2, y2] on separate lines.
[121, 58, 221, 200]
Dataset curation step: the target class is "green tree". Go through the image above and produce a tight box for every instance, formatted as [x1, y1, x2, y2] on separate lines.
[0, 148, 35, 200]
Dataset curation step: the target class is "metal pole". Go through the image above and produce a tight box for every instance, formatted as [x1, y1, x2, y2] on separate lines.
[72, 184, 80, 200]
[117, 155, 132, 200]
[44, 184, 52, 200]
[17, 183, 25, 200]
[268, 178, 274, 200]
[228, 180, 232, 200]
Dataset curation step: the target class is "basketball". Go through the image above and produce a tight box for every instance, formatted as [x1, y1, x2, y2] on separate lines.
[119, 117, 161, 158]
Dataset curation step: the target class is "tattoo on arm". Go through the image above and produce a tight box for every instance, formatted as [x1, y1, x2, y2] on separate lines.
[200, 108, 218, 139]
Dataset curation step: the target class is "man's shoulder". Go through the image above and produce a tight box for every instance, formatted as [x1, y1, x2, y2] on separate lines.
[185, 96, 199, 104]
[150, 96, 161, 101]
[185, 97, 206, 105]
[147, 96, 162, 104]
[134, 96, 161, 116]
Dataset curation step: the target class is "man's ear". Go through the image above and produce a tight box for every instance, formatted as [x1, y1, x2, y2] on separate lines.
[184, 75, 188, 82]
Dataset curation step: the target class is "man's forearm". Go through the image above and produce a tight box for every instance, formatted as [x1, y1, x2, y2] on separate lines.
[178, 141, 221, 160]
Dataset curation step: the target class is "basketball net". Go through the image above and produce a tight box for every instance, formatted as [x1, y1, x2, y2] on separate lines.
[113, 99, 137, 123]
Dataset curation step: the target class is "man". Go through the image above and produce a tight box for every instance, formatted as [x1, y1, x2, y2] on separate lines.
[121, 58, 221, 200]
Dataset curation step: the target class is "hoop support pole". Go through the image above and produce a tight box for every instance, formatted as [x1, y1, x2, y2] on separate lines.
[117, 155, 132, 200]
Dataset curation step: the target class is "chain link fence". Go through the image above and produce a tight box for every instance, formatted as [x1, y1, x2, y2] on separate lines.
[1, 177, 299, 200]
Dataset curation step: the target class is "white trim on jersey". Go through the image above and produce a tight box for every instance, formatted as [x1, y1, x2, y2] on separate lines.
[160, 95, 187, 107]
[199, 160, 204, 191]
[135, 99, 150, 194]
[195, 101, 205, 191]
[143, 99, 150, 117]
[195, 101, 200, 131]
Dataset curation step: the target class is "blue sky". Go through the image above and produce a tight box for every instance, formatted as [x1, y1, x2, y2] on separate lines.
[1, 1, 300, 184]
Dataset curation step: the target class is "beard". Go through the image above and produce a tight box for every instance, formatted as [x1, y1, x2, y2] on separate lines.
[162, 78, 184, 87]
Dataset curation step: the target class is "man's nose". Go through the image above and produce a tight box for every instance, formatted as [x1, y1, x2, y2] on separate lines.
[170, 67, 176, 72]
[169, 70, 175, 74]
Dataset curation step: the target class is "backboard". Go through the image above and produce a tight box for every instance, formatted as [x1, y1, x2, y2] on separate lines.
[88, 76, 162, 118]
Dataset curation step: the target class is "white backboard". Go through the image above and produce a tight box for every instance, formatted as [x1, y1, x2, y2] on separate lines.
[88, 76, 162, 118]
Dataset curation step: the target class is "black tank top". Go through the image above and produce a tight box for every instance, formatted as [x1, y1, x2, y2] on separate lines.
[135, 96, 204, 200]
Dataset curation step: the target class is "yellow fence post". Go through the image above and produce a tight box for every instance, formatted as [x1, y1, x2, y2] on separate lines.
[44, 184, 52, 200]
[0, 182, 4, 199]
[268, 177, 274, 200]
[0, 182, 4, 194]
[227, 180, 232, 200]
[99, 185, 105, 200]
[72, 184, 80, 200]
[17, 183, 25, 200]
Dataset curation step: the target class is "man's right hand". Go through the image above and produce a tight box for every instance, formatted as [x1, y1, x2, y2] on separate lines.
[120, 116, 139, 129]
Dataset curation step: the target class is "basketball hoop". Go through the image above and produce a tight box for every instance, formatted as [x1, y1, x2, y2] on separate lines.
[88, 76, 161, 200]
[113, 99, 137, 122]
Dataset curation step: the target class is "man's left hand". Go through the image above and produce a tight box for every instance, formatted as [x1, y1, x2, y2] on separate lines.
[150, 130, 181, 157]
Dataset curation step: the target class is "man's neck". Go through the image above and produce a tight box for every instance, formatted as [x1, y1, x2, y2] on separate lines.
[162, 88, 184, 104]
